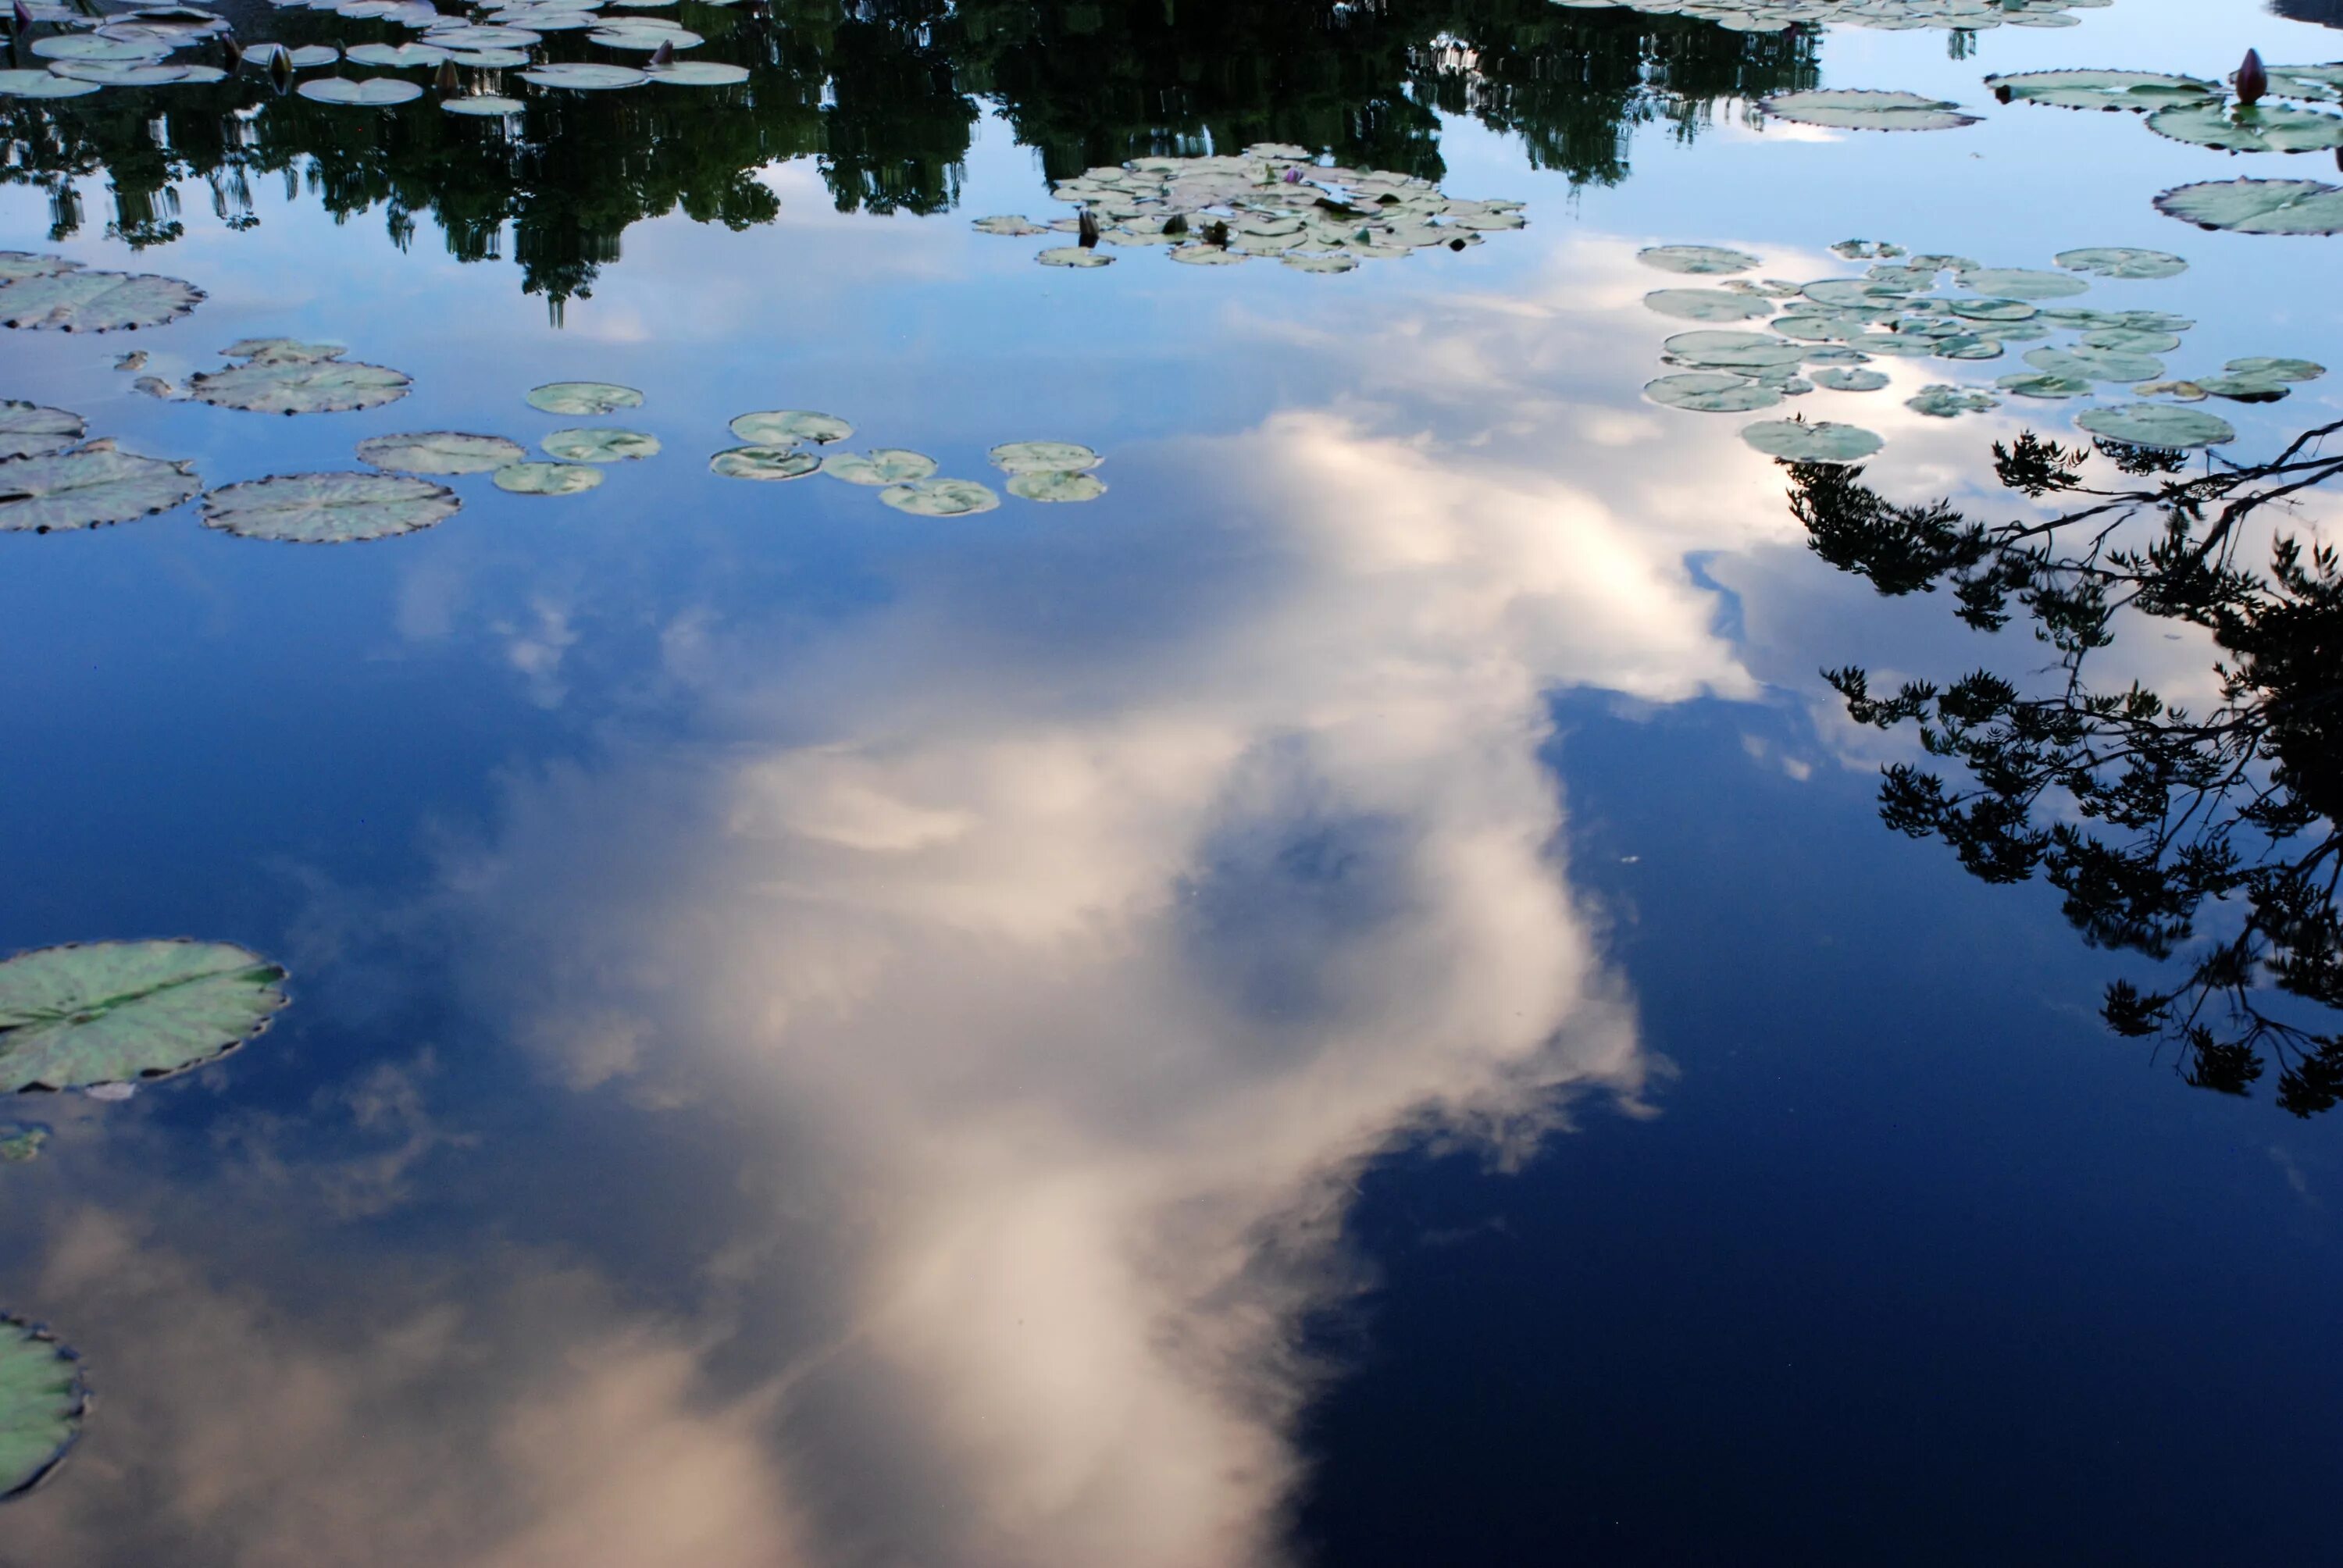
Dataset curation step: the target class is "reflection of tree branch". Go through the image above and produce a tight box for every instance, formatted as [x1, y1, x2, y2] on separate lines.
[1794, 421, 2343, 1114]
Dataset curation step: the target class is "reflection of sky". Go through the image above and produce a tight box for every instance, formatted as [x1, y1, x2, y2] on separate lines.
[4, 0, 2343, 1560]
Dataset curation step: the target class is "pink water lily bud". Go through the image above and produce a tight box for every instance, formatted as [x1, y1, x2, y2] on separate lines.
[2237, 48, 2267, 106]
[11, 0, 31, 34]
[648, 39, 674, 67]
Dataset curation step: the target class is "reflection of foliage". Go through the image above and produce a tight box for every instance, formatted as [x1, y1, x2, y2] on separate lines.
[1796, 423, 2343, 1113]
[1, 0, 1812, 304]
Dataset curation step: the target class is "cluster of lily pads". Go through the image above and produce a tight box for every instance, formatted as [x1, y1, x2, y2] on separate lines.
[0, 937, 295, 1501]
[0, 0, 750, 109]
[708, 408, 1107, 513]
[1549, 0, 2106, 32]
[972, 145, 1526, 273]
[1635, 237, 2321, 459]
[1988, 64, 2343, 157]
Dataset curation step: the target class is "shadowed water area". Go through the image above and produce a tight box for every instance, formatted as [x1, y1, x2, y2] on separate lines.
[2, 0, 2341, 1561]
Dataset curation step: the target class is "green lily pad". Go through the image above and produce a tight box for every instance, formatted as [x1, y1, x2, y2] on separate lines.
[202, 472, 459, 543]
[2075, 403, 2236, 448]
[2195, 376, 2291, 403]
[0, 270, 204, 333]
[520, 62, 647, 89]
[1643, 372, 1781, 412]
[1007, 469, 1107, 502]
[223, 338, 345, 365]
[1039, 247, 1113, 267]
[355, 432, 527, 474]
[731, 410, 851, 445]
[0, 939, 287, 1091]
[2154, 178, 2343, 234]
[0, 444, 200, 533]
[2053, 247, 2188, 280]
[1906, 384, 2001, 417]
[2224, 356, 2323, 382]
[0, 254, 78, 282]
[709, 445, 820, 481]
[988, 440, 1101, 474]
[1984, 69, 2220, 112]
[878, 478, 1000, 516]
[48, 61, 225, 86]
[526, 381, 642, 415]
[1958, 267, 2089, 301]
[0, 1124, 45, 1163]
[0, 404, 85, 461]
[822, 448, 936, 486]
[344, 41, 451, 67]
[0, 1317, 85, 1500]
[1644, 288, 1774, 322]
[1760, 90, 1977, 132]
[494, 461, 604, 494]
[1948, 298, 2041, 323]
[1739, 418, 1884, 463]
[28, 34, 165, 61]
[443, 95, 526, 116]
[2079, 328, 2181, 355]
[188, 359, 412, 415]
[0, 69, 102, 99]
[1662, 330, 1810, 370]
[645, 62, 749, 85]
[542, 427, 658, 463]
[297, 77, 425, 105]
[2149, 102, 2343, 153]
[1831, 240, 1906, 261]
[1637, 244, 1759, 275]
[973, 216, 1049, 237]
[2024, 345, 2166, 383]
[2134, 380, 2208, 401]
[1996, 371, 2096, 398]
[1811, 368, 1891, 392]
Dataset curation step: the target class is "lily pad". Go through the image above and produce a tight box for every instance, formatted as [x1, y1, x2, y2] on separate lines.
[1166, 245, 1246, 265]
[1637, 244, 1759, 275]
[519, 63, 647, 89]
[2075, 403, 2236, 448]
[1996, 371, 2096, 398]
[202, 471, 459, 543]
[48, 62, 226, 86]
[1739, 419, 1884, 463]
[1906, 384, 2001, 417]
[0, 444, 201, 533]
[2154, 178, 2343, 235]
[2134, 380, 2209, 401]
[1958, 267, 2088, 301]
[2079, 328, 2182, 355]
[28, 34, 166, 62]
[988, 440, 1101, 473]
[526, 381, 642, 415]
[644, 62, 748, 85]
[2054, 247, 2188, 280]
[1811, 368, 1891, 392]
[1984, 69, 2221, 112]
[973, 216, 1049, 237]
[0, 254, 79, 282]
[0, 404, 85, 461]
[1007, 470, 1107, 502]
[1948, 298, 2041, 323]
[1760, 90, 1978, 132]
[188, 359, 411, 415]
[1643, 372, 1781, 412]
[1039, 247, 1114, 267]
[2024, 345, 2166, 382]
[494, 461, 604, 494]
[821, 448, 936, 486]
[1644, 288, 1774, 322]
[878, 478, 1000, 516]
[343, 42, 451, 67]
[443, 94, 527, 116]
[0, 1317, 85, 1499]
[2149, 102, 2343, 154]
[297, 77, 425, 105]
[0, 270, 204, 333]
[2224, 356, 2323, 382]
[224, 338, 345, 365]
[355, 432, 527, 475]
[0, 70, 102, 99]
[542, 427, 658, 463]
[1662, 330, 1810, 371]
[709, 445, 819, 480]
[0, 939, 287, 1091]
[730, 410, 851, 445]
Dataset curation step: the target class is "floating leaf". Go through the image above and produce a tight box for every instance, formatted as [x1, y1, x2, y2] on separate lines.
[1637, 244, 1758, 275]
[2148, 102, 2343, 153]
[0, 254, 77, 283]
[2075, 403, 2236, 448]
[28, 34, 165, 62]
[223, 338, 345, 365]
[1958, 267, 2088, 301]
[297, 77, 425, 105]
[1996, 371, 2096, 398]
[1948, 298, 2041, 323]
[1984, 69, 2220, 112]
[2054, 247, 2188, 280]
[188, 359, 411, 415]
[48, 61, 226, 86]
[2134, 380, 2209, 402]
[1039, 247, 1114, 267]
[645, 62, 748, 85]
[2224, 355, 2324, 382]
[0, 1317, 85, 1500]
[1739, 418, 1883, 463]
[709, 445, 819, 480]
[0, 444, 199, 533]
[0, 69, 101, 99]
[0, 939, 287, 1091]
[821, 448, 935, 485]
[1643, 288, 1774, 323]
[542, 427, 658, 463]
[1811, 368, 1891, 392]
[1643, 372, 1780, 412]
[730, 409, 851, 445]
[2154, 178, 2343, 234]
[526, 381, 642, 415]
[973, 216, 1048, 237]
[443, 94, 526, 116]
[1166, 244, 1246, 265]
[519, 62, 647, 88]
[494, 461, 603, 494]
[1906, 384, 2001, 417]
[879, 478, 1000, 516]
[202, 471, 458, 543]
[1661, 329, 1810, 370]
[2024, 345, 2166, 383]
[0, 404, 85, 461]
[1760, 89, 1977, 132]
[344, 41, 451, 67]
[1006, 469, 1106, 502]
[2080, 327, 2181, 355]
[355, 432, 526, 475]
[0, 270, 203, 333]
[988, 440, 1100, 473]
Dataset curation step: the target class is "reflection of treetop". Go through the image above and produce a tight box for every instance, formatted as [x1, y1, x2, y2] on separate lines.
[1794, 425, 2343, 1114]
[1, 0, 1816, 303]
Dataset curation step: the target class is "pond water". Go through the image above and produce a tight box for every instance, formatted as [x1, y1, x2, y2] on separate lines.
[3, 0, 2342, 1560]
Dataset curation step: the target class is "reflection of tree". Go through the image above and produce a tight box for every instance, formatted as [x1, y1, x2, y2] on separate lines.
[1, 0, 1811, 305]
[2270, 0, 2343, 28]
[1795, 426, 2343, 1113]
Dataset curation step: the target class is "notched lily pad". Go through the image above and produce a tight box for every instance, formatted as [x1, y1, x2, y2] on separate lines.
[494, 461, 603, 494]
[2154, 179, 2343, 234]
[542, 427, 658, 463]
[0, 404, 85, 461]
[2148, 103, 2343, 155]
[0, 70, 102, 99]
[709, 445, 819, 481]
[0, 1317, 86, 1499]
[1740, 418, 1884, 463]
[356, 433, 527, 474]
[988, 440, 1100, 474]
[1637, 244, 1758, 275]
[2055, 247, 2188, 279]
[973, 216, 1049, 237]
[526, 381, 642, 415]
[1811, 368, 1891, 392]
[731, 410, 851, 445]
[879, 478, 1000, 515]
[1906, 384, 2001, 417]
[2075, 402, 2236, 448]
[1643, 372, 1780, 412]
[1039, 247, 1113, 267]
[1007, 470, 1107, 502]
[0, 939, 287, 1091]
[1959, 267, 2088, 301]
[201, 471, 459, 543]
[1760, 90, 1978, 132]
[188, 359, 411, 415]
[0, 443, 200, 533]
[1985, 69, 2220, 112]
[296, 77, 425, 105]
[1644, 288, 1774, 322]
[822, 448, 935, 486]
[0, 269, 204, 333]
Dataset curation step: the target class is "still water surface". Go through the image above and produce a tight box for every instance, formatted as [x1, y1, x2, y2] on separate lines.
[3, 0, 2341, 1560]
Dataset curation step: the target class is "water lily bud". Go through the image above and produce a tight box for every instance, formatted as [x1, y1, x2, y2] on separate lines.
[648, 39, 674, 67]
[269, 42, 291, 92]
[2237, 48, 2266, 106]
[435, 57, 457, 91]
[10, 0, 30, 34]
[1076, 208, 1100, 248]
[222, 34, 243, 69]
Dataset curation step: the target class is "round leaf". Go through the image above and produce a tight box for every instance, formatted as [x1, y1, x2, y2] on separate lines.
[0, 1317, 85, 1500]
[494, 461, 603, 494]
[0, 444, 200, 533]
[526, 381, 642, 415]
[188, 359, 412, 415]
[0, 269, 203, 332]
[1637, 244, 1758, 275]
[1007, 469, 1107, 502]
[1740, 419, 1883, 463]
[542, 427, 658, 462]
[1643, 372, 1781, 412]
[0, 939, 287, 1091]
[2054, 247, 2188, 280]
[709, 445, 819, 481]
[297, 77, 425, 105]
[821, 448, 936, 486]
[355, 432, 527, 474]
[2154, 179, 2343, 235]
[1760, 89, 1977, 132]
[730, 409, 851, 445]
[878, 478, 1000, 516]
[988, 440, 1100, 474]
[201, 471, 459, 543]
[0, 403, 85, 461]
[2075, 403, 2236, 448]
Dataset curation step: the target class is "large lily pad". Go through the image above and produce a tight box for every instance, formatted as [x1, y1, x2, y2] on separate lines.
[444, 95, 527, 116]
[201, 472, 459, 543]
[2148, 102, 2343, 154]
[2075, 403, 2236, 448]
[0, 254, 79, 282]
[344, 42, 451, 68]
[0, 444, 200, 533]
[1663, 330, 1810, 370]
[0, 404, 85, 461]
[526, 381, 642, 415]
[2024, 345, 2166, 383]
[879, 478, 1000, 516]
[520, 63, 647, 89]
[28, 34, 165, 62]
[0, 939, 287, 1091]
[188, 359, 411, 415]
[731, 409, 851, 445]
[708, 445, 819, 481]
[645, 62, 747, 85]
[1984, 69, 2221, 112]
[1958, 267, 2088, 301]
[1637, 244, 1758, 275]
[2154, 179, 2343, 235]
[1740, 419, 1883, 463]
[1644, 288, 1774, 323]
[988, 440, 1100, 473]
[0, 70, 101, 99]
[356, 432, 526, 474]
[0, 1317, 85, 1499]
[224, 338, 345, 365]
[822, 448, 935, 486]
[0, 270, 204, 333]
[1007, 470, 1107, 502]
[1906, 384, 2001, 417]
[1760, 90, 1977, 132]
[973, 216, 1049, 237]
[494, 461, 604, 494]
[2054, 247, 2188, 280]
[297, 77, 425, 105]
[542, 427, 658, 463]
[1644, 372, 1780, 412]
[1812, 368, 1891, 393]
